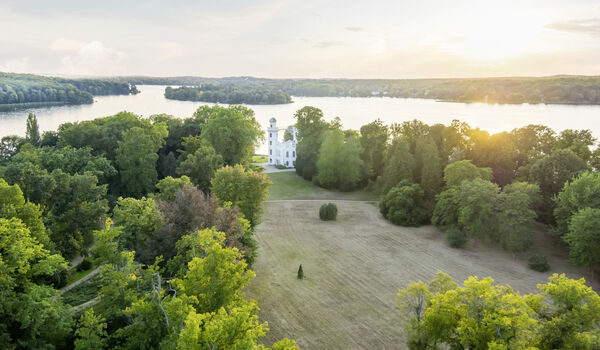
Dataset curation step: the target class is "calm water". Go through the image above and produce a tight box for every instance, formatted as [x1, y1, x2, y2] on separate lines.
[1, 85, 599, 154]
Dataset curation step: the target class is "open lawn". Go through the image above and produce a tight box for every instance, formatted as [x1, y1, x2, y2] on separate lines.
[267, 172, 379, 201]
[253, 155, 268, 163]
[248, 197, 598, 349]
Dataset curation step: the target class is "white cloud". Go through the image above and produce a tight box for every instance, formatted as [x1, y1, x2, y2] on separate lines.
[59, 41, 125, 75]
[0, 57, 30, 73]
[50, 38, 86, 51]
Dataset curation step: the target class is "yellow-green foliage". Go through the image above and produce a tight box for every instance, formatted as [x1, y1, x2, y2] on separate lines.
[397, 272, 600, 349]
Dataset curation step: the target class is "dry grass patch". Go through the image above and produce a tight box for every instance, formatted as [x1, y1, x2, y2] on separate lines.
[247, 200, 597, 349]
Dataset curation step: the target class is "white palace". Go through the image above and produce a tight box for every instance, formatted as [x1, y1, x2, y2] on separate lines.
[267, 117, 297, 168]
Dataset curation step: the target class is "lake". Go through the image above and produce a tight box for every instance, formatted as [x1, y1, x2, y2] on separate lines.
[1, 85, 599, 154]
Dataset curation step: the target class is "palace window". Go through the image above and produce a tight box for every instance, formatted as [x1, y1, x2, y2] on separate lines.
[269, 141, 272, 145]
[269, 149, 272, 155]
[293, 151, 295, 157]
[286, 151, 289, 157]
[269, 133, 272, 137]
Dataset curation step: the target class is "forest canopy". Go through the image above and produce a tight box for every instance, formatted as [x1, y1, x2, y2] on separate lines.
[164, 84, 292, 105]
[0, 72, 138, 107]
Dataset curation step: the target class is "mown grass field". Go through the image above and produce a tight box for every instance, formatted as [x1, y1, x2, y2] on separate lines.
[247, 175, 597, 349]
[266, 172, 379, 201]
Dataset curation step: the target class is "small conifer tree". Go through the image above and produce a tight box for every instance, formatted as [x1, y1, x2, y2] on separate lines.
[297, 264, 304, 279]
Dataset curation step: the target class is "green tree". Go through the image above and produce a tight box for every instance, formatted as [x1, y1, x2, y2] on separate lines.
[316, 129, 363, 191]
[173, 229, 255, 313]
[48, 170, 108, 258]
[564, 208, 600, 275]
[116, 123, 168, 197]
[0, 218, 73, 348]
[536, 273, 600, 349]
[414, 136, 442, 197]
[457, 178, 500, 240]
[294, 106, 330, 181]
[553, 171, 600, 237]
[359, 119, 389, 182]
[380, 181, 429, 226]
[498, 184, 538, 254]
[211, 164, 271, 227]
[74, 309, 108, 350]
[177, 145, 224, 192]
[113, 196, 162, 260]
[553, 129, 596, 161]
[25, 113, 41, 147]
[529, 149, 588, 223]
[443, 160, 492, 188]
[431, 187, 460, 228]
[197, 105, 263, 166]
[379, 137, 414, 194]
[0, 178, 49, 248]
[154, 175, 193, 201]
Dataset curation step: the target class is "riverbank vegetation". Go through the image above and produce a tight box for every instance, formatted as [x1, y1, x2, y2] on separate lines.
[115, 74, 600, 105]
[0, 72, 138, 106]
[164, 84, 292, 105]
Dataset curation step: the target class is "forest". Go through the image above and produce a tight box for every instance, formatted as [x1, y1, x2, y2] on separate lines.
[0, 108, 297, 349]
[113, 75, 600, 105]
[164, 84, 292, 105]
[0, 72, 139, 106]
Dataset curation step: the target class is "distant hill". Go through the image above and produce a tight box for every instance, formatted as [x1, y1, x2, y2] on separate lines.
[0, 72, 139, 107]
[112, 75, 600, 105]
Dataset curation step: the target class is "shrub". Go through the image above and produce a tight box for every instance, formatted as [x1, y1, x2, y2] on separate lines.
[446, 226, 467, 248]
[275, 164, 287, 169]
[319, 203, 338, 221]
[379, 181, 428, 226]
[528, 255, 550, 272]
[76, 258, 93, 272]
[297, 264, 304, 279]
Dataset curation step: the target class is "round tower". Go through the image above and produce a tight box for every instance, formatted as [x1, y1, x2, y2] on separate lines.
[267, 117, 278, 164]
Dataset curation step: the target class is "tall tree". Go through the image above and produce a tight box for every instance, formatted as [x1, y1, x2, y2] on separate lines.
[316, 129, 363, 191]
[197, 105, 263, 166]
[113, 196, 162, 261]
[176, 145, 224, 192]
[359, 119, 389, 182]
[294, 106, 330, 181]
[116, 123, 168, 197]
[564, 207, 600, 276]
[379, 137, 414, 194]
[442, 160, 492, 188]
[25, 113, 41, 147]
[414, 136, 443, 197]
[211, 165, 271, 227]
[553, 171, 600, 237]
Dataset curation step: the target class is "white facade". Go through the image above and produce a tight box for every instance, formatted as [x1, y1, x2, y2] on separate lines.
[267, 117, 297, 168]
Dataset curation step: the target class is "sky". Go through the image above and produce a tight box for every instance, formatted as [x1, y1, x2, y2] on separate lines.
[1, 0, 599, 79]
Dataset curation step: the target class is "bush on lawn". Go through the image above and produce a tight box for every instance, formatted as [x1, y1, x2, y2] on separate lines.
[379, 181, 428, 226]
[76, 258, 93, 272]
[446, 226, 468, 248]
[528, 255, 550, 272]
[319, 203, 338, 221]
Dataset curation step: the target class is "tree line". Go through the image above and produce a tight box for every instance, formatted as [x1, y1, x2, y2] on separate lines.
[164, 84, 292, 105]
[113, 75, 600, 105]
[293, 106, 600, 274]
[0, 107, 298, 349]
[0, 72, 138, 105]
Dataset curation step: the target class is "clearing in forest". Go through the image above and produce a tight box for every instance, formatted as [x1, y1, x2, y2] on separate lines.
[247, 173, 597, 349]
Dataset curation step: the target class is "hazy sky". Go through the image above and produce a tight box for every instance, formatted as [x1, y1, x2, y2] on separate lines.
[1, 0, 600, 78]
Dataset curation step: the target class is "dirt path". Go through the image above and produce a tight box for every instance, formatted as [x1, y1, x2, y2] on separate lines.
[246, 200, 598, 349]
[60, 266, 101, 295]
